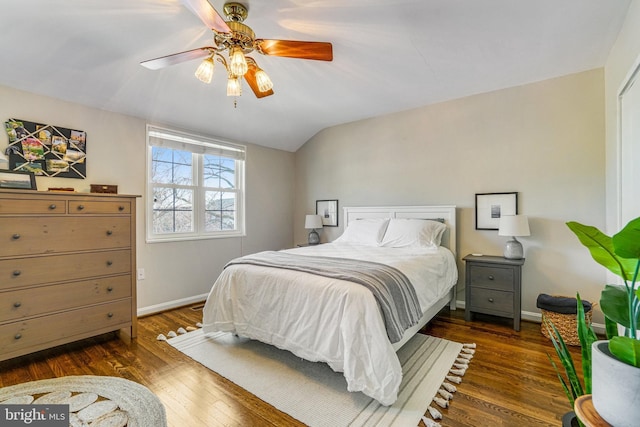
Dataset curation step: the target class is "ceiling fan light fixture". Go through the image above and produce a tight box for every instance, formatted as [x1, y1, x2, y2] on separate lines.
[255, 68, 273, 92]
[227, 76, 242, 97]
[229, 46, 248, 77]
[194, 56, 215, 84]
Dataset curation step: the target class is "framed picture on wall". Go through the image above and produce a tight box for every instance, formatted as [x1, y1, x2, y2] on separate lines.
[0, 170, 37, 190]
[316, 199, 338, 227]
[475, 192, 518, 230]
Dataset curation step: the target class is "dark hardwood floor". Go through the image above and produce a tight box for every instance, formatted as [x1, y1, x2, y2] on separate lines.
[0, 305, 581, 426]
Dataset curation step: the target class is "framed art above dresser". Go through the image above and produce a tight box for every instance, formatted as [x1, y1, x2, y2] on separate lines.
[0, 189, 139, 361]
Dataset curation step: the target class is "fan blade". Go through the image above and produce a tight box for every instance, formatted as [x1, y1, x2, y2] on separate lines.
[244, 64, 274, 98]
[141, 47, 213, 70]
[256, 39, 333, 61]
[181, 0, 231, 34]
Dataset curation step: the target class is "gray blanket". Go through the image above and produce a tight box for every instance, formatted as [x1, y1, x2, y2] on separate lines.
[225, 251, 423, 343]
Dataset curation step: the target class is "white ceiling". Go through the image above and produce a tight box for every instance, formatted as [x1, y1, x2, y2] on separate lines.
[0, 0, 631, 152]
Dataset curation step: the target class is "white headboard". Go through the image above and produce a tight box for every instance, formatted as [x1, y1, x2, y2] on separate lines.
[342, 205, 457, 255]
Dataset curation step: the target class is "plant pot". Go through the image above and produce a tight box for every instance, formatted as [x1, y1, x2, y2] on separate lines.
[592, 340, 640, 427]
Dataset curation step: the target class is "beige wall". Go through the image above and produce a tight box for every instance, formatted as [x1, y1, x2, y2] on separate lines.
[295, 69, 607, 322]
[0, 84, 295, 314]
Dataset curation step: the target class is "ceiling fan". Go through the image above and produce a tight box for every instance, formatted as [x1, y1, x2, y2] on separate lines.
[141, 0, 333, 99]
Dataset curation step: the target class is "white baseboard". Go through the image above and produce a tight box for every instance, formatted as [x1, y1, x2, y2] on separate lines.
[454, 300, 605, 335]
[137, 293, 208, 317]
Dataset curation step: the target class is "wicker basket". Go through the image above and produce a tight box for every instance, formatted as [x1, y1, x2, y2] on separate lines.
[541, 302, 594, 346]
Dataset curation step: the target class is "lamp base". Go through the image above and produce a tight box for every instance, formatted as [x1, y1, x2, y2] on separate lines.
[308, 229, 320, 245]
[503, 237, 524, 259]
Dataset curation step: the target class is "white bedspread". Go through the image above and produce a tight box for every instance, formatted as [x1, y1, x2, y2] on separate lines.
[201, 243, 457, 405]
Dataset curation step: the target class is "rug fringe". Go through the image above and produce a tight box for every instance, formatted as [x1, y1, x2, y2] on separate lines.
[157, 324, 203, 341]
[424, 343, 476, 426]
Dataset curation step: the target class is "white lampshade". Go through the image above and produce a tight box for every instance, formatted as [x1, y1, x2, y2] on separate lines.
[305, 215, 323, 229]
[498, 215, 530, 237]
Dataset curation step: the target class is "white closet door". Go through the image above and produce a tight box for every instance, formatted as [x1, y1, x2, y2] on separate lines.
[620, 68, 640, 226]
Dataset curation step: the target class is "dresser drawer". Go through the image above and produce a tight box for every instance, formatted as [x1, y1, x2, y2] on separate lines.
[69, 200, 131, 214]
[468, 288, 514, 315]
[0, 299, 132, 358]
[0, 250, 131, 290]
[0, 217, 131, 257]
[468, 265, 514, 291]
[0, 197, 66, 215]
[0, 275, 131, 322]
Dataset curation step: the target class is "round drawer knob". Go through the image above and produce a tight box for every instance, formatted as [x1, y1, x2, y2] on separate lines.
[13, 302, 22, 308]
[107, 312, 114, 318]
[488, 298, 494, 303]
[118, 206, 125, 211]
[77, 205, 85, 210]
[12, 233, 20, 240]
[106, 260, 113, 266]
[14, 333, 22, 340]
[48, 204, 57, 210]
[107, 286, 113, 292]
[106, 230, 113, 235]
[12, 270, 21, 277]
[488, 275, 495, 280]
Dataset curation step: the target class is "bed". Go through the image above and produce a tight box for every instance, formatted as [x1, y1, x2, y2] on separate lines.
[201, 205, 458, 405]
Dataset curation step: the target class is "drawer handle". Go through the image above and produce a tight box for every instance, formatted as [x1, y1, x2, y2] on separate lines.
[14, 333, 22, 340]
[106, 260, 113, 266]
[107, 312, 114, 318]
[12, 233, 20, 240]
[12, 270, 21, 277]
[488, 275, 495, 280]
[118, 206, 125, 211]
[77, 205, 85, 210]
[13, 302, 21, 308]
[49, 204, 57, 210]
[106, 230, 113, 236]
[107, 286, 113, 292]
[488, 298, 494, 303]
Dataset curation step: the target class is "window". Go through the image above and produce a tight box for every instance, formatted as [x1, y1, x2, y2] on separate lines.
[146, 125, 245, 242]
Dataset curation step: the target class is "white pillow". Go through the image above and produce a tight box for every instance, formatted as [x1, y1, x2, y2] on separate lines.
[379, 218, 447, 248]
[333, 218, 390, 246]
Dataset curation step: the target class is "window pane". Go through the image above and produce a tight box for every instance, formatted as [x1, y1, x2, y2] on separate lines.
[152, 147, 192, 185]
[205, 191, 236, 232]
[204, 155, 235, 189]
[220, 158, 235, 189]
[153, 186, 194, 233]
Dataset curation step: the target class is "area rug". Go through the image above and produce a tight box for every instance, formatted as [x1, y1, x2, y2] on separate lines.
[0, 375, 167, 427]
[168, 329, 473, 427]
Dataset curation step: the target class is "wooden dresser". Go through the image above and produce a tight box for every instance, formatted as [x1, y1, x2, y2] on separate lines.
[0, 189, 138, 361]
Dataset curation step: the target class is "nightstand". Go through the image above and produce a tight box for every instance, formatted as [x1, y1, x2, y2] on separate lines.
[463, 254, 524, 331]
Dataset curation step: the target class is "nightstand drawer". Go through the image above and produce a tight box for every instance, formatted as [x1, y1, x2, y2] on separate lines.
[469, 288, 514, 315]
[468, 265, 514, 291]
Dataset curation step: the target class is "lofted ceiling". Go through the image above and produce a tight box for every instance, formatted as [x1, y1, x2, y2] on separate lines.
[0, 0, 631, 152]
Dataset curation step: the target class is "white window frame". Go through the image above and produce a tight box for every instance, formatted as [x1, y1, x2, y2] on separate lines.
[146, 124, 246, 243]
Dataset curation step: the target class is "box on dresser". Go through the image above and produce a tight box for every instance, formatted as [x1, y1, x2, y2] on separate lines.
[0, 189, 139, 361]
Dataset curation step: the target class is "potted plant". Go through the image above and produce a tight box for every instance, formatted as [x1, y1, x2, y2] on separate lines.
[566, 217, 640, 427]
[545, 294, 597, 427]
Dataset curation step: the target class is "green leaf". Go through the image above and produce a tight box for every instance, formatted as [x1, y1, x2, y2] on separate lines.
[576, 294, 597, 393]
[566, 221, 636, 281]
[612, 217, 640, 259]
[609, 336, 640, 368]
[544, 317, 583, 401]
[604, 315, 619, 339]
[601, 285, 640, 328]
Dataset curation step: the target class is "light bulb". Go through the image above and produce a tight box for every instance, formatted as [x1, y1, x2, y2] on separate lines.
[227, 77, 242, 97]
[194, 57, 215, 83]
[229, 46, 248, 77]
[255, 69, 273, 92]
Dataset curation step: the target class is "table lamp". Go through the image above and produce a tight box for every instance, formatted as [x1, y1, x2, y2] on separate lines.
[498, 215, 530, 259]
[305, 214, 323, 245]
